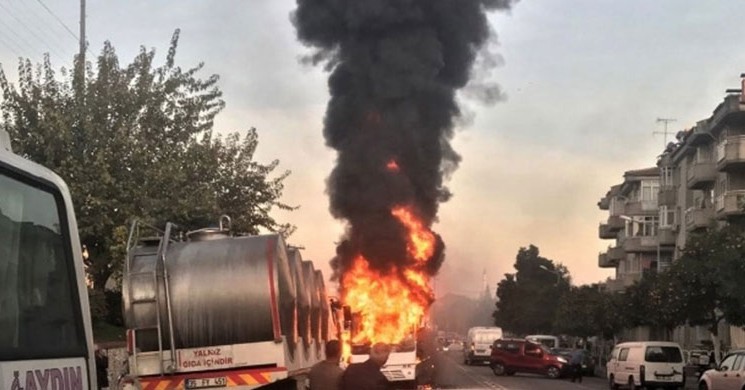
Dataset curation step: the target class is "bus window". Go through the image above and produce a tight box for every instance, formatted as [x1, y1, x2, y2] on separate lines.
[0, 171, 86, 360]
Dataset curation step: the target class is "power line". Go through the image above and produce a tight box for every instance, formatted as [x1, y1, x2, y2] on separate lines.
[12, 0, 74, 55]
[0, 12, 37, 57]
[33, 0, 78, 42]
[0, 1, 66, 62]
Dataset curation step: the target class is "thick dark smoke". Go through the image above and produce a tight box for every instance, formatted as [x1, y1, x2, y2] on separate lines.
[292, 0, 515, 281]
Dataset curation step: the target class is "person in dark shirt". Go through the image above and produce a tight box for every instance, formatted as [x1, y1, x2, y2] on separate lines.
[340, 342, 391, 390]
[309, 340, 344, 390]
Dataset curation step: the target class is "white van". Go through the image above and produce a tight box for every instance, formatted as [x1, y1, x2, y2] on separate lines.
[526, 335, 560, 349]
[464, 327, 503, 365]
[607, 341, 685, 390]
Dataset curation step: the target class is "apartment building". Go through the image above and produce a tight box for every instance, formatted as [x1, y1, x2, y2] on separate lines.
[598, 168, 674, 293]
[597, 92, 745, 348]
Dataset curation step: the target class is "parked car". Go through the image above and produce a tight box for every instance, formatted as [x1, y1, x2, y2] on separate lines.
[698, 350, 745, 390]
[607, 341, 685, 390]
[551, 348, 595, 376]
[490, 338, 568, 379]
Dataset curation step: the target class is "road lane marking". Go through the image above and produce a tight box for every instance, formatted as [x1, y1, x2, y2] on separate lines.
[452, 362, 509, 389]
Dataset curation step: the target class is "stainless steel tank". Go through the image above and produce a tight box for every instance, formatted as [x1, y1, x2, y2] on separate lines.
[124, 233, 297, 351]
[315, 270, 330, 342]
[302, 261, 321, 343]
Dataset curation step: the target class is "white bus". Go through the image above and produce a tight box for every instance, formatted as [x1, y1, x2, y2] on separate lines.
[0, 130, 97, 389]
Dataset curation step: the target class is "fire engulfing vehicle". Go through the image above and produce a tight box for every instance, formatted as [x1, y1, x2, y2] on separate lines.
[120, 219, 339, 390]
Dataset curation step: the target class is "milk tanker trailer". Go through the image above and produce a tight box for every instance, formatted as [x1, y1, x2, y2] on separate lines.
[120, 218, 335, 390]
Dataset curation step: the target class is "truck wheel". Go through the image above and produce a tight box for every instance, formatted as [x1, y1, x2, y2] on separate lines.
[627, 377, 636, 390]
[608, 375, 619, 390]
[491, 362, 506, 376]
[546, 366, 560, 379]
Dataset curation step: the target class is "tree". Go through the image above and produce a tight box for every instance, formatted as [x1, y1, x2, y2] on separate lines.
[493, 245, 570, 335]
[0, 30, 294, 321]
[553, 284, 618, 341]
[672, 225, 745, 361]
[622, 270, 687, 341]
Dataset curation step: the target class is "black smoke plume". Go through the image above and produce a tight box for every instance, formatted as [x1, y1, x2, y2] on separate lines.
[292, 0, 514, 283]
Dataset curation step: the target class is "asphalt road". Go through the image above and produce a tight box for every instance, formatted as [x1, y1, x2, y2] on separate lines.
[409, 351, 608, 390]
[404, 351, 702, 390]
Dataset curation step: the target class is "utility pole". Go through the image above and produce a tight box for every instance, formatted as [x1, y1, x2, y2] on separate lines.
[79, 0, 85, 83]
[654, 118, 677, 147]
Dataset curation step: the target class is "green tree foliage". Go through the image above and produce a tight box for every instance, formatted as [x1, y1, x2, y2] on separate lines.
[0, 31, 294, 316]
[493, 245, 570, 335]
[673, 226, 745, 337]
[553, 284, 622, 340]
[622, 270, 687, 340]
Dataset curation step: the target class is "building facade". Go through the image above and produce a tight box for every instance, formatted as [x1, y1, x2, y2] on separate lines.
[598, 92, 745, 349]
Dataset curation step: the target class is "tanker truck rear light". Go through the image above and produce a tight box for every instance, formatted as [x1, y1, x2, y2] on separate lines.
[126, 329, 134, 354]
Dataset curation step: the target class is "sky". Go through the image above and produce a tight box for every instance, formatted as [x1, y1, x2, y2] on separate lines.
[1, 0, 745, 298]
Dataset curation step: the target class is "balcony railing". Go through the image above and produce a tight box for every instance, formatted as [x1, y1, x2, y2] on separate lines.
[607, 246, 625, 261]
[686, 161, 717, 189]
[598, 252, 616, 268]
[718, 190, 745, 217]
[606, 215, 625, 232]
[599, 223, 616, 239]
[625, 200, 658, 215]
[685, 207, 715, 231]
[658, 228, 676, 246]
[658, 186, 676, 207]
[717, 136, 745, 172]
[622, 236, 659, 253]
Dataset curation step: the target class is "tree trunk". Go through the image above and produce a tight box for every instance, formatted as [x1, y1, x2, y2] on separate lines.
[710, 321, 721, 365]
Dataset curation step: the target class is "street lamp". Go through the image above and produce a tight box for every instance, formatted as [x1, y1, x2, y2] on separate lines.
[538, 265, 561, 284]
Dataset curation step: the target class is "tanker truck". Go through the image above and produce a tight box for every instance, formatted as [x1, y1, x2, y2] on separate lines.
[120, 218, 334, 390]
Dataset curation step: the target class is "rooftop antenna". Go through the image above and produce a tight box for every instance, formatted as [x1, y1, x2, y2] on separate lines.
[654, 118, 676, 147]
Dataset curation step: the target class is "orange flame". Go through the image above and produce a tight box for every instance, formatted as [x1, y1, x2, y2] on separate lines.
[341, 205, 436, 348]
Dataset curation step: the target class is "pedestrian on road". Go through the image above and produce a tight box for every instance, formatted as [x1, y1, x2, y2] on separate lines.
[569, 349, 584, 383]
[340, 342, 391, 390]
[309, 340, 344, 390]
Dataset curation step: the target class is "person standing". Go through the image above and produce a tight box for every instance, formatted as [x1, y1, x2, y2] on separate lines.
[309, 340, 344, 390]
[340, 342, 391, 390]
[569, 349, 584, 383]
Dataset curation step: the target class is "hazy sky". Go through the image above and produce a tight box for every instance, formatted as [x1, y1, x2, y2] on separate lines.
[2, 0, 745, 297]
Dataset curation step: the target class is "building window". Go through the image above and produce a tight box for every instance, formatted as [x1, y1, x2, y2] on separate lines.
[626, 216, 658, 236]
[660, 167, 673, 187]
[659, 206, 675, 227]
[641, 180, 659, 203]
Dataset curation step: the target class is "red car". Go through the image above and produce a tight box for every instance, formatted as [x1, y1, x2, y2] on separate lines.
[490, 339, 568, 379]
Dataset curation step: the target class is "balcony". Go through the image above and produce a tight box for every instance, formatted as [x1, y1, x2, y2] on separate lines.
[606, 215, 625, 232]
[604, 274, 642, 293]
[717, 136, 745, 172]
[658, 186, 677, 207]
[625, 200, 658, 216]
[658, 228, 676, 246]
[686, 161, 717, 189]
[717, 190, 745, 218]
[685, 208, 715, 231]
[607, 245, 625, 262]
[709, 95, 745, 135]
[622, 236, 658, 253]
[599, 223, 616, 239]
[687, 120, 713, 146]
[598, 252, 615, 268]
[598, 196, 610, 210]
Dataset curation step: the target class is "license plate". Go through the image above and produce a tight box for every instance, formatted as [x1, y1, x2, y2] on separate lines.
[185, 377, 227, 389]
